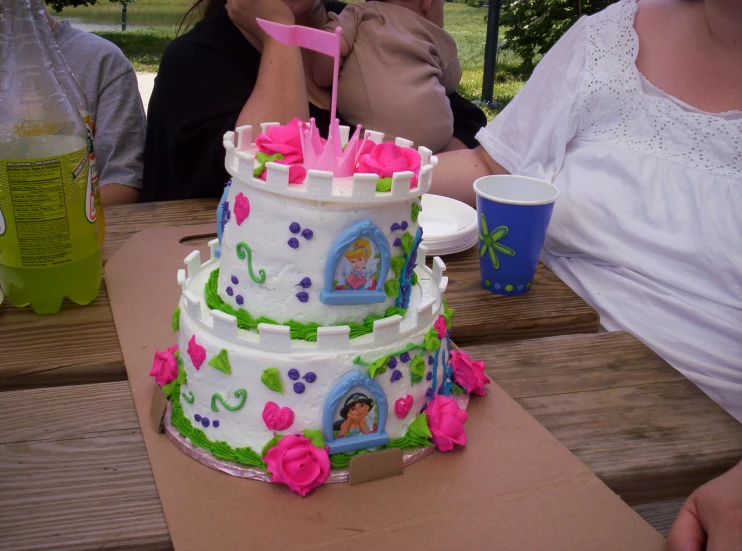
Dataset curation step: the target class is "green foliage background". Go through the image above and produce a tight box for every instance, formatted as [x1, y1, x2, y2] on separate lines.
[47, 0, 134, 13]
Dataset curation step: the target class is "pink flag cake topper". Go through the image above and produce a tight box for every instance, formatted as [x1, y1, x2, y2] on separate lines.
[255, 19, 366, 175]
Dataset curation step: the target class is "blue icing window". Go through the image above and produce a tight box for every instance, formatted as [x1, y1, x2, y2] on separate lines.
[320, 220, 391, 305]
[323, 370, 389, 454]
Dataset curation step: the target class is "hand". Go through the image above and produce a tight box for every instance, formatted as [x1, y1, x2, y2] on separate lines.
[226, 0, 294, 44]
[666, 461, 742, 551]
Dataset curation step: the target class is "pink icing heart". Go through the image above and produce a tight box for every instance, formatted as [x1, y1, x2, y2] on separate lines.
[234, 192, 250, 225]
[394, 394, 414, 419]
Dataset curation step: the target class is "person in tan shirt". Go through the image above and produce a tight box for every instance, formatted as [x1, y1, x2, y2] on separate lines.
[313, 0, 462, 153]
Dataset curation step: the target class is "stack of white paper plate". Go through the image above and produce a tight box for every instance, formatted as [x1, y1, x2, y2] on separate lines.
[418, 194, 479, 256]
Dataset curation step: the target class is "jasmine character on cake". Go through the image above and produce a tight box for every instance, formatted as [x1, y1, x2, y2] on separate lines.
[334, 393, 376, 438]
[337, 239, 377, 291]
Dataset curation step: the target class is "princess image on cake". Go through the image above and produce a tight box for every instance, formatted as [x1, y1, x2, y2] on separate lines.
[335, 238, 379, 291]
[333, 393, 378, 438]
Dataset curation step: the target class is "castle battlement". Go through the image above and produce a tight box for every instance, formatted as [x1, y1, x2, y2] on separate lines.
[222, 126, 437, 205]
[177, 240, 446, 353]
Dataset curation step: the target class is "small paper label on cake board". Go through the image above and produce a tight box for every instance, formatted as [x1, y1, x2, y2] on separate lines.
[348, 448, 404, 486]
[150, 384, 168, 434]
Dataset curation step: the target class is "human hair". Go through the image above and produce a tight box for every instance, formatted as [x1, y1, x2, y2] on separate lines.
[344, 238, 372, 262]
[339, 393, 374, 419]
[177, 0, 225, 36]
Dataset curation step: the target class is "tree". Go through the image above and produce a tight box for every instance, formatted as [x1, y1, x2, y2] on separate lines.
[500, 0, 617, 71]
[47, 0, 134, 13]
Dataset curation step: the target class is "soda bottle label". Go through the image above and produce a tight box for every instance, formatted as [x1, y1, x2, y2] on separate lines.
[0, 146, 99, 268]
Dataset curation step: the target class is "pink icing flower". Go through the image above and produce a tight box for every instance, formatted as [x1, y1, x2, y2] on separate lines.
[187, 335, 206, 370]
[426, 395, 468, 452]
[234, 192, 250, 225]
[450, 350, 491, 396]
[434, 315, 448, 338]
[262, 401, 295, 432]
[356, 142, 421, 185]
[264, 435, 330, 497]
[394, 394, 414, 419]
[149, 345, 179, 386]
[255, 118, 305, 165]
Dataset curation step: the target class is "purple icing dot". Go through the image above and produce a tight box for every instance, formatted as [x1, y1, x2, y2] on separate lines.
[296, 292, 309, 303]
[289, 222, 301, 234]
[387, 357, 398, 369]
[213, 420, 220, 428]
[303, 372, 317, 383]
[428, 355, 434, 365]
[288, 237, 299, 249]
[390, 223, 401, 232]
[401, 221, 409, 230]
[236, 295, 244, 305]
[390, 370, 403, 383]
[301, 229, 313, 240]
[426, 387, 435, 398]
[296, 277, 312, 289]
[400, 352, 411, 363]
[288, 368, 300, 381]
[393, 237, 402, 247]
[231, 275, 239, 284]
[194, 414, 202, 422]
[426, 371, 433, 381]
[226, 286, 233, 296]
[201, 417, 210, 428]
[293, 382, 306, 394]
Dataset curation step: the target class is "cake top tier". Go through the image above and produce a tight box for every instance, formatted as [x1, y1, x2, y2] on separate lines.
[223, 119, 438, 205]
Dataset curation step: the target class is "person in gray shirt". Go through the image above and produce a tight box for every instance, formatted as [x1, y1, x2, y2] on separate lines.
[47, 8, 145, 205]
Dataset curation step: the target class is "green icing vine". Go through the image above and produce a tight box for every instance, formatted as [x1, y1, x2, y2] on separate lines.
[375, 177, 392, 192]
[424, 327, 442, 352]
[391, 256, 405, 278]
[400, 232, 414, 256]
[261, 367, 283, 394]
[254, 151, 284, 177]
[205, 269, 407, 341]
[172, 307, 180, 332]
[411, 200, 422, 223]
[384, 279, 399, 298]
[442, 296, 455, 329]
[354, 342, 425, 368]
[211, 389, 247, 412]
[236, 242, 267, 284]
[182, 390, 195, 404]
[208, 348, 232, 374]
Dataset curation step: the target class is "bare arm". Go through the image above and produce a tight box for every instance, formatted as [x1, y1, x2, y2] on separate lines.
[431, 146, 509, 206]
[100, 183, 140, 205]
[312, 35, 350, 88]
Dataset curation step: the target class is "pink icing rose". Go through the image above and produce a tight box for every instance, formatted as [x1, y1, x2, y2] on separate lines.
[450, 350, 491, 396]
[264, 435, 331, 497]
[187, 335, 206, 370]
[255, 118, 305, 165]
[394, 394, 414, 419]
[434, 315, 448, 338]
[356, 142, 421, 185]
[149, 345, 179, 386]
[426, 395, 468, 452]
[234, 192, 250, 225]
[262, 401, 295, 432]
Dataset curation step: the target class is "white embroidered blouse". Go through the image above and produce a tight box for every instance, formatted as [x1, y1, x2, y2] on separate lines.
[476, 0, 742, 421]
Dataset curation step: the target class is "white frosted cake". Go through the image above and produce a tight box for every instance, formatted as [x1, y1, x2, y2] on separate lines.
[150, 119, 490, 496]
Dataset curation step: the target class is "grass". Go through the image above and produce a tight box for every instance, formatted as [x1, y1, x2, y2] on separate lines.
[60, 0, 529, 119]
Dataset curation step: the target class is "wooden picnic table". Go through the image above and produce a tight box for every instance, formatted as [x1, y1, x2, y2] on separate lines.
[0, 199, 599, 390]
[1, 200, 740, 550]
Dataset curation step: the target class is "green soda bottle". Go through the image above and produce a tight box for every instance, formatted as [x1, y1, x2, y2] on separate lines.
[0, 0, 102, 314]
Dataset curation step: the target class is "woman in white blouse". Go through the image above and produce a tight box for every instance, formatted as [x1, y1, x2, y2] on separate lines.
[435, 0, 741, 545]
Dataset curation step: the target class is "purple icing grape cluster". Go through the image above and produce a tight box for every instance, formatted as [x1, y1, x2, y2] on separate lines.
[390, 221, 409, 232]
[295, 277, 312, 303]
[226, 274, 244, 305]
[387, 355, 405, 383]
[288, 368, 317, 394]
[194, 414, 220, 428]
[287, 223, 314, 248]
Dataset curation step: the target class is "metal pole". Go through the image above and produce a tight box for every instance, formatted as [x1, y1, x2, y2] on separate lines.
[121, 2, 127, 31]
[475, 0, 503, 109]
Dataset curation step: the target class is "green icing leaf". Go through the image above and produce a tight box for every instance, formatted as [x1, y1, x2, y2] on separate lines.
[411, 200, 422, 223]
[254, 151, 284, 177]
[368, 356, 390, 379]
[391, 256, 406, 278]
[410, 355, 426, 378]
[442, 296, 455, 329]
[451, 383, 467, 395]
[261, 434, 284, 457]
[303, 429, 325, 449]
[400, 232, 414, 256]
[375, 177, 393, 192]
[384, 279, 400, 298]
[411, 271, 418, 285]
[208, 349, 231, 374]
[411, 374, 423, 384]
[424, 328, 442, 352]
[172, 307, 180, 332]
[407, 413, 432, 440]
[261, 367, 283, 394]
[161, 381, 176, 399]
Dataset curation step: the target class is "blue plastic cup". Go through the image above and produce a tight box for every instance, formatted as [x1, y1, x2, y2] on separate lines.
[473, 175, 559, 296]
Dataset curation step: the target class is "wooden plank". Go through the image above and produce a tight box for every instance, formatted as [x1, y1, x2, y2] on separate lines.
[0, 382, 171, 551]
[443, 247, 600, 344]
[468, 333, 742, 504]
[633, 498, 685, 537]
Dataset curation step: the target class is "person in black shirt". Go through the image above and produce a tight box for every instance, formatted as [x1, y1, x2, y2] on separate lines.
[142, 0, 486, 201]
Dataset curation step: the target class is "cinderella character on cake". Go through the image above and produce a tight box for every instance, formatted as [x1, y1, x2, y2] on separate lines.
[336, 238, 379, 291]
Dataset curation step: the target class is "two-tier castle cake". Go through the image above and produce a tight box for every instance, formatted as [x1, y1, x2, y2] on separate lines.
[150, 119, 490, 496]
